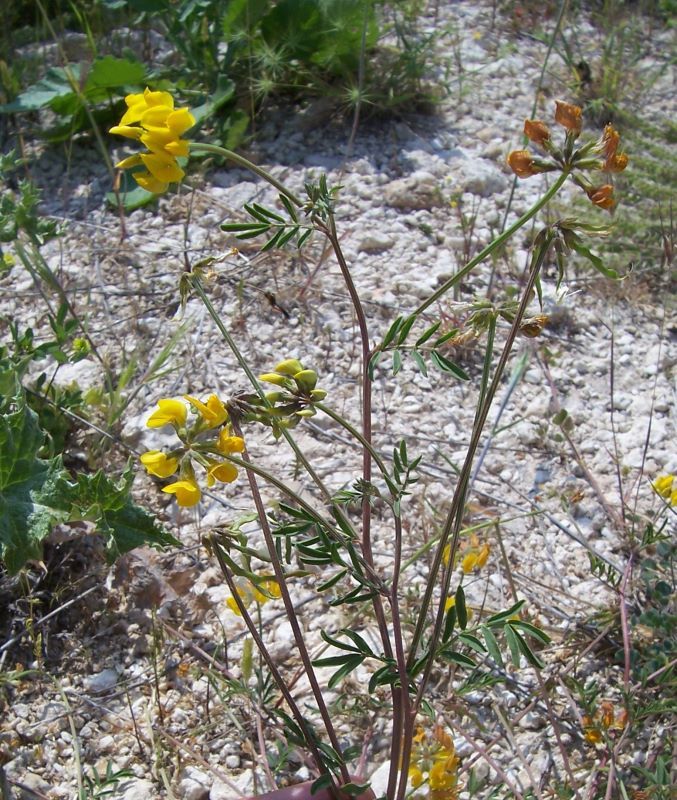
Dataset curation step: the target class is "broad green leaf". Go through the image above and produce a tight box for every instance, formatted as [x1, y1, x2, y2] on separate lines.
[455, 585, 468, 630]
[430, 350, 470, 381]
[481, 625, 504, 668]
[0, 398, 71, 573]
[65, 463, 179, 559]
[504, 623, 522, 667]
[0, 67, 79, 113]
[85, 56, 145, 91]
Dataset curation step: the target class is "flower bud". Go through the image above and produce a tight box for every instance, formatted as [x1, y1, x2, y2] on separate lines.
[310, 388, 328, 402]
[524, 119, 550, 147]
[293, 369, 318, 391]
[554, 100, 583, 134]
[259, 372, 287, 386]
[274, 358, 304, 376]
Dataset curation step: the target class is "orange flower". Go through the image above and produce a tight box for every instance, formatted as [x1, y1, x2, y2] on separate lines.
[524, 119, 550, 147]
[507, 150, 538, 178]
[600, 125, 628, 172]
[587, 184, 615, 210]
[554, 100, 583, 134]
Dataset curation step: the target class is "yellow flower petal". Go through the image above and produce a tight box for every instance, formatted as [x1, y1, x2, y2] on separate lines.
[164, 139, 190, 157]
[206, 461, 239, 487]
[217, 430, 245, 455]
[140, 105, 174, 128]
[166, 108, 195, 136]
[115, 154, 143, 170]
[109, 124, 144, 140]
[143, 88, 174, 108]
[133, 171, 168, 194]
[140, 152, 185, 183]
[226, 596, 243, 616]
[475, 543, 490, 568]
[162, 479, 201, 507]
[461, 552, 478, 573]
[140, 450, 179, 478]
[408, 766, 424, 788]
[184, 393, 228, 428]
[653, 474, 674, 500]
[146, 398, 187, 428]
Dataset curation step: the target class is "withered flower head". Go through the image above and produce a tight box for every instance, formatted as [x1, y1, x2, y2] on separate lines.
[587, 184, 615, 211]
[554, 100, 583, 134]
[507, 150, 539, 178]
[524, 119, 551, 147]
[601, 125, 628, 172]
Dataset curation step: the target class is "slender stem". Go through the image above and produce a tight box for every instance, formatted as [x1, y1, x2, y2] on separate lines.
[390, 516, 414, 800]
[315, 402, 389, 479]
[190, 143, 304, 208]
[323, 218, 397, 668]
[229, 417, 351, 790]
[408, 172, 569, 321]
[222, 454, 385, 592]
[409, 233, 555, 698]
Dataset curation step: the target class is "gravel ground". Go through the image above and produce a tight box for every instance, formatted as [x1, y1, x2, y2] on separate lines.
[1, 2, 675, 799]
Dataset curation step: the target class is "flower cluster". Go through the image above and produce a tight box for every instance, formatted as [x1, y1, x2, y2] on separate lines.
[110, 88, 195, 193]
[507, 100, 628, 212]
[443, 535, 491, 575]
[227, 578, 281, 616]
[652, 474, 677, 506]
[139, 393, 244, 507]
[408, 725, 460, 800]
[582, 700, 628, 745]
[231, 358, 328, 436]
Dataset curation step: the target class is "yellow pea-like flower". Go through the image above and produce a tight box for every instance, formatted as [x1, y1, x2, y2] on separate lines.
[206, 461, 239, 487]
[184, 393, 228, 428]
[139, 450, 179, 478]
[162, 478, 201, 507]
[217, 429, 245, 455]
[146, 398, 187, 429]
[110, 87, 194, 194]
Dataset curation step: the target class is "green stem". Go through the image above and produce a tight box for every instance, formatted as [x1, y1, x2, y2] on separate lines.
[408, 171, 569, 321]
[314, 402, 389, 479]
[190, 143, 304, 208]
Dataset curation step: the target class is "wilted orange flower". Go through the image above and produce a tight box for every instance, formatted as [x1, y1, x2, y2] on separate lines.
[524, 119, 550, 147]
[554, 100, 583, 134]
[507, 150, 539, 178]
[587, 184, 615, 210]
[600, 125, 628, 172]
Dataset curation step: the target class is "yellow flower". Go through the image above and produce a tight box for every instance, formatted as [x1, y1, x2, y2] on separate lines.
[217, 429, 245, 455]
[162, 478, 201, 507]
[139, 450, 179, 478]
[227, 579, 280, 615]
[184, 393, 228, 428]
[408, 766, 424, 789]
[110, 87, 194, 194]
[429, 758, 457, 791]
[146, 398, 187, 429]
[461, 552, 478, 573]
[444, 595, 456, 612]
[475, 543, 490, 568]
[206, 460, 239, 487]
[653, 474, 677, 506]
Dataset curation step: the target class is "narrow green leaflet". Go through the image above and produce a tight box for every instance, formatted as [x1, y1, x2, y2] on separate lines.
[0, 399, 72, 573]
